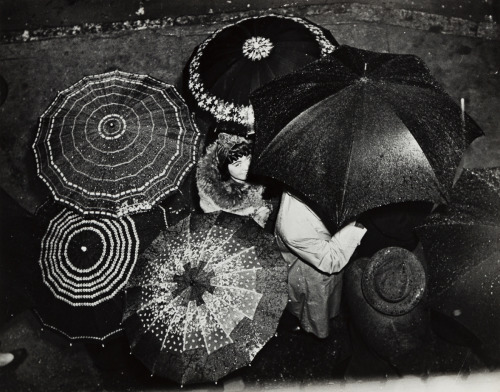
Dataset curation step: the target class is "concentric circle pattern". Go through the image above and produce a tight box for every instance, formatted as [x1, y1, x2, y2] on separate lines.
[39, 208, 140, 306]
[34, 70, 201, 217]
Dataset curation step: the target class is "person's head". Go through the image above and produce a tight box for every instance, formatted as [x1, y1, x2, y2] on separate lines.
[214, 133, 253, 182]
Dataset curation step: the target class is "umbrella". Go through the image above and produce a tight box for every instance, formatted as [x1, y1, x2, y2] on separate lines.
[250, 45, 483, 232]
[123, 211, 288, 384]
[33, 70, 202, 218]
[32, 202, 166, 341]
[453, 134, 500, 184]
[186, 14, 338, 127]
[417, 167, 500, 363]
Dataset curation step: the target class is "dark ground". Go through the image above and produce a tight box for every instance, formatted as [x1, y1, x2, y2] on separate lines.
[1, 1, 500, 391]
[0, 187, 496, 391]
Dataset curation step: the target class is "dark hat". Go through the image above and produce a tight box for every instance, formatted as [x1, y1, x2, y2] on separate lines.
[361, 247, 426, 316]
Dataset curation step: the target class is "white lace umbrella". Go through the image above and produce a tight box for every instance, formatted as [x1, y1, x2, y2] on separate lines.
[123, 211, 288, 384]
[33, 70, 201, 218]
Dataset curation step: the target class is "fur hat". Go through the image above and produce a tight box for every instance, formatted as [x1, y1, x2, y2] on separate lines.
[214, 133, 250, 166]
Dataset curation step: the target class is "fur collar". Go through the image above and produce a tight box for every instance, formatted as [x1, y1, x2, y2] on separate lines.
[196, 141, 267, 212]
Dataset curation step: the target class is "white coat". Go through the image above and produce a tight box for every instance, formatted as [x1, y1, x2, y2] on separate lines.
[275, 191, 366, 338]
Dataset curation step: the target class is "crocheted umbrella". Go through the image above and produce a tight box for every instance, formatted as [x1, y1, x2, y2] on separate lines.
[33, 70, 201, 218]
[186, 14, 337, 127]
[418, 167, 500, 364]
[123, 211, 288, 384]
[250, 45, 483, 232]
[32, 202, 166, 341]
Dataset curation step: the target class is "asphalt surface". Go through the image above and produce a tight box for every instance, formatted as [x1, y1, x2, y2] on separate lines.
[0, 1, 499, 391]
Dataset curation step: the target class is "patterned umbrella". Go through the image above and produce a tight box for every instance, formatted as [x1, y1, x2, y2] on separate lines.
[33, 70, 201, 218]
[186, 14, 337, 127]
[123, 211, 288, 384]
[33, 203, 166, 341]
[418, 167, 500, 364]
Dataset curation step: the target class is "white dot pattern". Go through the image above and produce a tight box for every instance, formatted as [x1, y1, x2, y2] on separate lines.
[125, 214, 264, 355]
[33, 70, 201, 218]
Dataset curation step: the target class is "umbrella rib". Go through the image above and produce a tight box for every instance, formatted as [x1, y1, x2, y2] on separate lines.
[199, 226, 241, 269]
[338, 105, 358, 225]
[203, 291, 248, 335]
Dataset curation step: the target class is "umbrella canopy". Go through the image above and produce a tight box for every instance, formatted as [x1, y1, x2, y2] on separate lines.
[417, 167, 500, 363]
[186, 14, 338, 127]
[123, 211, 288, 384]
[250, 45, 483, 232]
[33, 202, 165, 341]
[453, 134, 500, 184]
[33, 70, 202, 218]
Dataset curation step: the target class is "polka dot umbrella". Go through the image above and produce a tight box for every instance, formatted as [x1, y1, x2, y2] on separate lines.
[32, 202, 166, 341]
[33, 70, 202, 218]
[186, 14, 338, 129]
[123, 211, 288, 384]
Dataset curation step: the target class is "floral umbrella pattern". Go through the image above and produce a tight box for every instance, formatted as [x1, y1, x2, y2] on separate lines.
[123, 212, 288, 384]
[34, 70, 201, 218]
[187, 14, 337, 126]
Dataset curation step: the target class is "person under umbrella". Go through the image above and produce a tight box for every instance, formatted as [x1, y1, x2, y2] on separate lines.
[249, 45, 483, 339]
[196, 132, 274, 229]
[275, 189, 366, 338]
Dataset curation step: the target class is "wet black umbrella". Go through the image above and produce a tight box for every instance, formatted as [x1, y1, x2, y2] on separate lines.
[186, 14, 337, 127]
[33, 70, 202, 218]
[250, 45, 483, 232]
[453, 134, 500, 184]
[123, 211, 288, 384]
[32, 202, 166, 341]
[418, 167, 500, 363]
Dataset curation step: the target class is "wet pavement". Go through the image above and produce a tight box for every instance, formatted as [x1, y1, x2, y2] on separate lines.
[0, 305, 498, 391]
[1, 1, 500, 391]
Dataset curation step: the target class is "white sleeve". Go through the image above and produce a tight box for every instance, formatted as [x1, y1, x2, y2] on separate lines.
[277, 194, 366, 274]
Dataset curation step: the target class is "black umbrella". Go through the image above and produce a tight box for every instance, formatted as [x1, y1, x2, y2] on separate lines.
[186, 14, 338, 127]
[418, 167, 500, 363]
[32, 202, 166, 341]
[453, 134, 500, 184]
[123, 211, 288, 384]
[250, 45, 483, 232]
